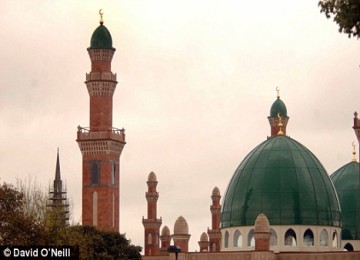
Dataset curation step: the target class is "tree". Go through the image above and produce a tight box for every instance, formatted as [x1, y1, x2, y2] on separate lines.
[55, 225, 142, 260]
[0, 182, 46, 245]
[319, 0, 360, 38]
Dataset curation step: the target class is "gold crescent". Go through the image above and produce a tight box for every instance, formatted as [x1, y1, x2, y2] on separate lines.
[276, 86, 279, 91]
[99, 9, 103, 16]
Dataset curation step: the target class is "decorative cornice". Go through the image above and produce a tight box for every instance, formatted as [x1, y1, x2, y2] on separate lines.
[146, 192, 159, 202]
[142, 218, 162, 229]
[88, 49, 114, 62]
[86, 81, 117, 96]
[77, 140, 125, 156]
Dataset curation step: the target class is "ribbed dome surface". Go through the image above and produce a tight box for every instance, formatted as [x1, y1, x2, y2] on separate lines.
[212, 186, 220, 196]
[161, 225, 170, 236]
[174, 216, 189, 234]
[148, 171, 157, 182]
[89, 24, 114, 49]
[254, 213, 270, 233]
[221, 135, 341, 228]
[331, 161, 360, 240]
[200, 232, 209, 242]
[270, 98, 287, 117]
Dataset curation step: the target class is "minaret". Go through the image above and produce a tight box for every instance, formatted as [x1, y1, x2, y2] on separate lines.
[172, 216, 190, 253]
[208, 187, 221, 252]
[47, 149, 69, 227]
[253, 213, 271, 251]
[143, 172, 162, 256]
[198, 232, 209, 252]
[77, 11, 126, 232]
[160, 226, 171, 255]
[353, 111, 360, 242]
[268, 87, 289, 137]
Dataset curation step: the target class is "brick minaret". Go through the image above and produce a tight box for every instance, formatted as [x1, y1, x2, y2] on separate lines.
[160, 225, 171, 255]
[76, 14, 126, 231]
[254, 213, 271, 251]
[268, 89, 289, 137]
[198, 232, 209, 252]
[208, 187, 221, 252]
[353, 111, 360, 241]
[143, 172, 162, 256]
[172, 216, 191, 253]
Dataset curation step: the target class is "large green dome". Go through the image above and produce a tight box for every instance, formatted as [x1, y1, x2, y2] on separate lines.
[89, 24, 114, 50]
[270, 97, 287, 117]
[221, 135, 341, 228]
[331, 161, 360, 240]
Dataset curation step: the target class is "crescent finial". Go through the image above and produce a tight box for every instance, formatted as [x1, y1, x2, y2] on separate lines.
[352, 141, 357, 162]
[99, 9, 104, 25]
[276, 86, 280, 99]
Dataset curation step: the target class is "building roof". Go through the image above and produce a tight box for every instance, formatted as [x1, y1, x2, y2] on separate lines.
[221, 135, 341, 228]
[89, 24, 114, 50]
[331, 161, 360, 240]
[270, 97, 287, 118]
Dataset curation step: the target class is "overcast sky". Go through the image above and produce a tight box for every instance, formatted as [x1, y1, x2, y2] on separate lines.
[1, 0, 360, 252]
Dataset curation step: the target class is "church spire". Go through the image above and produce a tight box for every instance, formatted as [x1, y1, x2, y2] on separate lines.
[54, 148, 62, 193]
[47, 149, 69, 227]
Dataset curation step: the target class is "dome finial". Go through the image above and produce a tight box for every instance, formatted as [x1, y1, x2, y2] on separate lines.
[99, 9, 104, 25]
[352, 141, 357, 162]
[276, 86, 280, 99]
[277, 113, 284, 135]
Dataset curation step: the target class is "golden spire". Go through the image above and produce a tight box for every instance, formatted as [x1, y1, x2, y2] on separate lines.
[99, 9, 104, 25]
[352, 141, 357, 162]
[276, 86, 280, 99]
[277, 113, 284, 135]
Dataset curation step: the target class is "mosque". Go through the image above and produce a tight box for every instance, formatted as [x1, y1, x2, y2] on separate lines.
[72, 13, 360, 260]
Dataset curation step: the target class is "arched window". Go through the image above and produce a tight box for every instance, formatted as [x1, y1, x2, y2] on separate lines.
[224, 231, 229, 248]
[91, 162, 100, 185]
[284, 229, 297, 246]
[248, 229, 255, 247]
[303, 229, 314, 246]
[112, 163, 116, 185]
[320, 229, 329, 246]
[148, 233, 152, 245]
[332, 231, 338, 248]
[270, 228, 277, 246]
[344, 243, 354, 251]
[112, 193, 115, 227]
[93, 191, 98, 226]
[233, 230, 242, 248]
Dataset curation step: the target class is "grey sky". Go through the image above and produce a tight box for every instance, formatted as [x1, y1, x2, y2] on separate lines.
[0, 0, 359, 251]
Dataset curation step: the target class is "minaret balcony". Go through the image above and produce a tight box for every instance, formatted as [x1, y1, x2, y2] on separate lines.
[77, 126, 125, 143]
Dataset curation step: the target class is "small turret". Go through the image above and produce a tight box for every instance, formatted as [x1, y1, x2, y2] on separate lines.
[172, 216, 191, 253]
[268, 88, 289, 137]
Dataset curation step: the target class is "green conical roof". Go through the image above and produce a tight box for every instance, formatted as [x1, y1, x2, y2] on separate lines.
[270, 97, 287, 117]
[331, 161, 360, 240]
[89, 24, 114, 50]
[221, 135, 341, 228]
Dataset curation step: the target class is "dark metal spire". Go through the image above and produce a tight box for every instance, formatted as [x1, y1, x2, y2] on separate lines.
[54, 148, 62, 194]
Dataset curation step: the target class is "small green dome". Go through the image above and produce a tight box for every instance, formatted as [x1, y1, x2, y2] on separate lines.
[270, 98, 287, 117]
[221, 135, 341, 228]
[89, 24, 114, 50]
[331, 161, 360, 240]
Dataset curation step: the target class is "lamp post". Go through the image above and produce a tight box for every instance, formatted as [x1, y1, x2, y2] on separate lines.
[167, 245, 181, 260]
